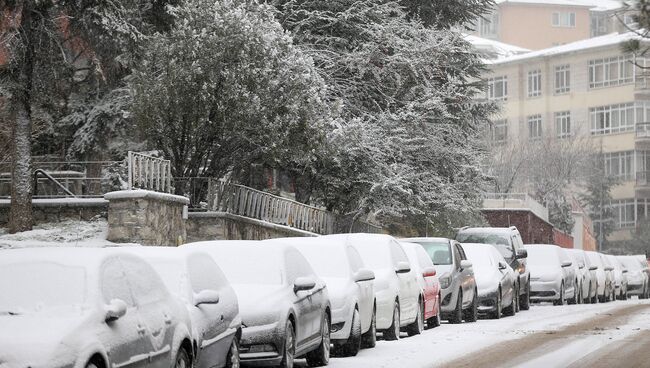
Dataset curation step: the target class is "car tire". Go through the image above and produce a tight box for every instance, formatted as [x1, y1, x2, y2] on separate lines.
[568, 283, 578, 305]
[554, 283, 565, 306]
[426, 293, 442, 329]
[336, 308, 362, 357]
[503, 288, 516, 317]
[463, 289, 478, 323]
[306, 314, 330, 367]
[383, 302, 401, 341]
[520, 281, 531, 311]
[406, 299, 424, 336]
[490, 289, 502, 319]
[225, 337, 240, 368]
[361, 307, 377, 348]
[174, 347, 191, 368]
[448, 290, 463, 324]
[279, 321, 295, 368]
[85, 364, 99, 368]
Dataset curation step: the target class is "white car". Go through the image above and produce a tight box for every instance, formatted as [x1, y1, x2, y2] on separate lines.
[266, 237, 376, 356]
[122, 246, 241, 368]
[605, 255, 628, 300]
[399, 241, 442, 329]
[566, 249, 598, 304]
[618, 255, 649, 299]
[0, 248, 194, 368]
[461, 243, 517, 319]
[586, 251, 614, 303]
[323, 233, 420, 341]
[186, 241, 331, 368]
[525, 244, 577, 305]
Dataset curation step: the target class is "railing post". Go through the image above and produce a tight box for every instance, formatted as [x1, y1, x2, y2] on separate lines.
[127, 151, 133, 190]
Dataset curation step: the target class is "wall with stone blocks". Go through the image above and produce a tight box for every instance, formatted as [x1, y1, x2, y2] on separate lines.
[0, 198, 108, 225]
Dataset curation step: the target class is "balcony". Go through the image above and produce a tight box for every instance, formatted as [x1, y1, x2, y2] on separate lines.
[636, 171, 650, 197]
[482, 193, 549, 222]
[636, 123, 650, 151]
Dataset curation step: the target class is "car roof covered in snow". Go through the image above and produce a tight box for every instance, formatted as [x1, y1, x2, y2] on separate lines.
[0, 247, 130, 268]
[323, 233, 398, 247]
[402, 237, 451, 243]
[457, 227, 517, 235]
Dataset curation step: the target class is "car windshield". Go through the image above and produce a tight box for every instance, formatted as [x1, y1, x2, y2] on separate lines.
[409, 240, 452, 265]
[297, 247, 350, 278]
[217, 250, 283, 285]
[587, 253, 604, 268]
[525, 247, 559, 266]
[0, 262, 87, 313]
[463, 247, 494, 268]
[619, 258, 640, 271]
[456, 233, 513, 260]
[354, 243, 392, 269]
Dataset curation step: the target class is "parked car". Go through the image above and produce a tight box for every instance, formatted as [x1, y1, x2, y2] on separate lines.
[455, 226, 530, 311]
[187, 241, 331, 368]
[461, 243, 517, 319]
[266, 237, 376, 356]
[618, 255, 649, 299]
[0, 248, 194, 368]
[566, 248, 598, 304]
[399, 241, 442, 329]
[585, 251, 614, 303]
[525, 244, 577, 305]
[324, 234, 421, 340]
[122, 246, 241, 368]
[404, 237, 478, 324]
[606, 255, 628, 300]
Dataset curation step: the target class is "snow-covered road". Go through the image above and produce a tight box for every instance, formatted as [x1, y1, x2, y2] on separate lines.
[295, 299, 650, 368]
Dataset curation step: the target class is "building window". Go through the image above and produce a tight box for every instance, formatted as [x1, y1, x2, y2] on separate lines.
[554, 65, 570, 94]
[527, 114, 543, 140]
[590, 13, 609, 37]
[492, 119, 508, 142]
[555, 111, 571, 138]
[552, 12, 576, 28]
[479, 12, 499, 38]
[610, 199, 636, 228]
[487, 76, 508, 101]
[589, 55, 634, 89]
[589, 103, 636, 135]
[604, 151, 635, 181]
[527, 70, 542, 97]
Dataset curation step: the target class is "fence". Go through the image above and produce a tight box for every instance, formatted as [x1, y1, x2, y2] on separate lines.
[127, 151, 172, 193]
[207, 179, 336, 234]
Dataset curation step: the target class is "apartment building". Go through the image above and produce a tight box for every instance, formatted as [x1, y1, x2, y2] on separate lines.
[484, 31, 650, 242]
[474, 0, 628, 50]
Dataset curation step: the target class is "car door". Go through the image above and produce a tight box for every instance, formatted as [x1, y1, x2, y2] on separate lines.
[390, 241, 418, 323]
[454, 243, 475, 306]
[415, 246, 437, 317]
[99, 257, 150, 368]
[285, 250, 321, 348]
[120, 256, 175, 368]
[347, 246, 374, 330]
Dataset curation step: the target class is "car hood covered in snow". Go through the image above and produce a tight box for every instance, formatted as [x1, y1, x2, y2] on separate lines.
[472, 267, 501, 294]
[232, 284, 286, 325]
[529, 265, 562, 282]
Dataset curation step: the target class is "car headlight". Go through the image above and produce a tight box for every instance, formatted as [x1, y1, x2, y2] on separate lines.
[440, 274, 451, 289]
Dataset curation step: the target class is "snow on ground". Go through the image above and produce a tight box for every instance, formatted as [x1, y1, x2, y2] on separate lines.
[304, 299, 650, 368]
[0, 219, 138, 249]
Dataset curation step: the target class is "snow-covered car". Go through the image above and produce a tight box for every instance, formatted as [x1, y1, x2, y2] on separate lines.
[121, 246, 241, 368]
[186, 241, 331, 368]
[586, 251, 614, 303]
[525, 244, 577, 305]
[618, 255, 649, 299]
[404, 237, 477, 324]
[461, 243, 517, 319]
[455, 226, 530, 311]
[0, 247, 194, 368]
[399, 241, 442, 329]
[606, 255, 628, 300]
[323, 234, 421, 340]
[566, 249, 598, 304]
[265, 237, 376, 356]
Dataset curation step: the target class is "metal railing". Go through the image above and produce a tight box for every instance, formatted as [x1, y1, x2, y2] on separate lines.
[207, 179, 335, 234]
[637, 171, 649, 187]
[483, 192, 549, 222]
[127, 151, 172, 193]
[637, 123, 650, 138]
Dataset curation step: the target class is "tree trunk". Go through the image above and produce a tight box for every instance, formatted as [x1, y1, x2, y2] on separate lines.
[8, 2, 37, 233]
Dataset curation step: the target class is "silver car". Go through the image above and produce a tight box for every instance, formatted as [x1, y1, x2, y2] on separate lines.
[123, 246, 242, 368]
[586, 251, 615, 303]
[525, 244, 577, 305]
[606, 255, 628, 300]
[188, 241, 331, 368]
[618, 255, 649, 299]
[0, 248, 194, 368]
[404, 237, 477, 324]
[566, 248, 598, 304]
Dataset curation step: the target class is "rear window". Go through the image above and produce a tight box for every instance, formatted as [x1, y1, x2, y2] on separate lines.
[456, 233, 513, 260]
[409, 241, 452, 265]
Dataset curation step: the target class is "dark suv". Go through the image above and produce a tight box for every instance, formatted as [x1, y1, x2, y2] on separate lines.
[455, 226, 530, 311]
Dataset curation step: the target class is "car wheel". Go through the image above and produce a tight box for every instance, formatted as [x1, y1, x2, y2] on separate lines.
[519, 281, 531, 311]
[306, 314, 330, 367]
[503, 288, 516, 317]
[174, 347, 191, 368]
[568, 283, 578, 305]
[336, 308, 361, 357]
[490, 289, 502, 319]
[426, 293, 442, 329]
[383, 302, 401, 341]
[448, 290, 463, 324]
[512, 283, 520, 313]
[407, 299, 424, 336]
[225, 337, 240, 368]
[85, 363, 99, 368]
[361, 307, 377, 348]
[279, 321, 295, 368]
[554, 283, 565, 306]
[463, 290, 478, 323]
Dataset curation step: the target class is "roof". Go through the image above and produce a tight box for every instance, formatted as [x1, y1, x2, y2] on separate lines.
[488, 31, 642, 65]
[495, 0, 623, 11]
[464, 34, 531, 60]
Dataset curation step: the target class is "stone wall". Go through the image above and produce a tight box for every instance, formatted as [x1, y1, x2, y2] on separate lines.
[187, 212, 317, 242]
[105, 190, 188, 246]
[0, 198, 108, 225]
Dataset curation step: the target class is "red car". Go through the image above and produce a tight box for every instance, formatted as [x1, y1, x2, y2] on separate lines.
[400, 241, 442, 329]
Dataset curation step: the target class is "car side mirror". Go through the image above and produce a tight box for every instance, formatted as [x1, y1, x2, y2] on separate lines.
[561, 261, 572, 268]
[105, 299, 127, 323]
[294, 276, 316, 293]
[422, 266, 436, 277]
[354, 269, 375, 282]
[194, 289, 220, 306]
[516, 249, 528, 259]
[460, 260, 473, 270]
[578, 263, 585, 269]
[589, 266, 598, 271]
[622, 269, 628, 274]
[395, 261, 411, 274]
[605, 266, 614, 271]
[498, 261, 507, 270]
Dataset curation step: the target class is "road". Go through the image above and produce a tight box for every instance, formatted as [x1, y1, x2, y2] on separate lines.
[296, 298, 650, 368]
